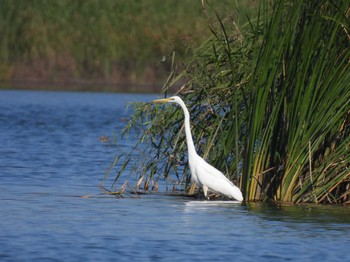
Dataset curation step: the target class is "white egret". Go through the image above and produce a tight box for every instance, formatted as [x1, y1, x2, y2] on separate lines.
[153, 96, 244, 201]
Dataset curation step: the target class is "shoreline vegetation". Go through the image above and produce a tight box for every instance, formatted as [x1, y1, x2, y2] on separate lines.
[106, 0, 350, 204]
[4, 1, 348, 204]
[0, 0, 253, 93]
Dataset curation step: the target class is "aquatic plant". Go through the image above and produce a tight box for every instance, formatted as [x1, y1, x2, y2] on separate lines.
[108, 0, 350, 204]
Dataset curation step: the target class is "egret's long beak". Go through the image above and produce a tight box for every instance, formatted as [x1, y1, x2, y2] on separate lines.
[152, 98, 172, 103]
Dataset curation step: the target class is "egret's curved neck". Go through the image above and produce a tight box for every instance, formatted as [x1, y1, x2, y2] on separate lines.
[176, 100, 197, 157]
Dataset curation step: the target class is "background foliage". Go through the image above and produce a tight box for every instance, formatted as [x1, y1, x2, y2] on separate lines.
[0, 0, 254, 89]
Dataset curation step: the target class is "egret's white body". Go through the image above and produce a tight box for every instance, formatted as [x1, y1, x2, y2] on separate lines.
[153, 96, 243, 201]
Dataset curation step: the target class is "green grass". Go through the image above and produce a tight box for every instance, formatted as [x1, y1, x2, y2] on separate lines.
[106, 0, 350, 204]
[0, 0, 254, 87]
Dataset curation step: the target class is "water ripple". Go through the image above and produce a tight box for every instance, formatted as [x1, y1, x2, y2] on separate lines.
[0, 90, 349, 262]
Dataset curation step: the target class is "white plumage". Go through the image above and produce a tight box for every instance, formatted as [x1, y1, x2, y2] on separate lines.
[153, 96, 243, 201]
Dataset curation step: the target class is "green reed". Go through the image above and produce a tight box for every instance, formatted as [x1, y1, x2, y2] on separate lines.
[107, 0, 349, 204]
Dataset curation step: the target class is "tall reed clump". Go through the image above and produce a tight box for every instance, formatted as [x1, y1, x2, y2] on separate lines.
[108, 0, 350, 204]
[241, 1, 350, 203]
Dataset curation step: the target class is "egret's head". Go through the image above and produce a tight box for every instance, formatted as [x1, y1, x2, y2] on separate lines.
[152, 96, 181, 104]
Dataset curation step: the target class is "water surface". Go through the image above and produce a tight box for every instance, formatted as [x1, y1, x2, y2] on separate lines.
[0, 90, 349, 261]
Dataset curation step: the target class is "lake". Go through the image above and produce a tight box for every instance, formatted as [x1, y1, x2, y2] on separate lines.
[0, 90, 349, 261]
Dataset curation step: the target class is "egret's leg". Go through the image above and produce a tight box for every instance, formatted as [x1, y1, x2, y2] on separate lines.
[188, 183, 197, 196]
[202, 185, 209, 200]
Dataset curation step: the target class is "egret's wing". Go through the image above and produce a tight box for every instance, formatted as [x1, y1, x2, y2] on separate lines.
[195, 156, 243, 201]
[195, 156, 231, 183]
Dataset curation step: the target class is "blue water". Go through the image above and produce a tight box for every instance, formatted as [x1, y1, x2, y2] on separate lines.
[0, 90, 349, 261]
